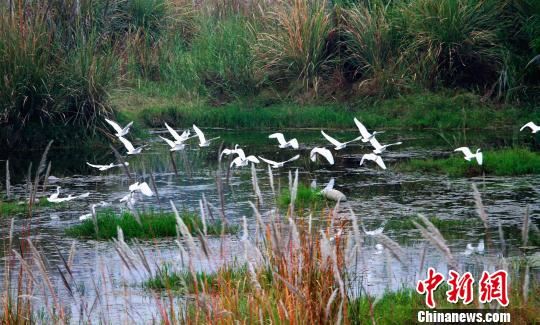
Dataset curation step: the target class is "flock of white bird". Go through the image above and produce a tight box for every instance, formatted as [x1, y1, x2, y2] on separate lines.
[48, 117, 539, 223]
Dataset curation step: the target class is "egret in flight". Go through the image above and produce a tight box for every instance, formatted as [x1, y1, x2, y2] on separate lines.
[268, 133, 299, 149]
[320, 130, 362, 150]
[360, 153, 386, 170]
[86, 162, 129, 171]
[159, 135, 186, 151]
[258, 154, 300, 168]
[129, 181, 154, 197]
[105, 118, 133, 137]
[193, 125, 220, 147]
[520, 121, 540, 133]
[354, 118, 383, 143]
[310, 147, 334, 165]
[369, 137, 402, 154]
[118, 136, 145, 155]
[221, 145, 242, 158]
[165, 122, 192, 143]
[454, 147, 483, 165]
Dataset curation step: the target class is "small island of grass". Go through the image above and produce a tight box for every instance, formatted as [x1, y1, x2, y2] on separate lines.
[0, 197, 61, 217]
[65, 210, 237, 240]
[399, 148, 540, 177]
[278, 184, 326, 210]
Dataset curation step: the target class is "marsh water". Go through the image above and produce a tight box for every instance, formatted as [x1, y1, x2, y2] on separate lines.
[1, 127, 539, 322]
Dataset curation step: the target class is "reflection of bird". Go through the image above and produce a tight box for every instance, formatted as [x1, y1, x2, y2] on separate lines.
[193, 124, 220, 147]
[258, 155, 300, 168]
[321, 130, 362, 150]
[369, 137, 402, 155]
[310, 147, 334, 165]
[354, 118, 383, 143]
[454, 147, 483, 165]
[363, 225, 384, 236]
[118, 136, 145, 155]
[86, 162, 129, 171]
[520, 121, 540, 133]
[129, 182, 154, 197]
[360, 153, 386, 170]
[105, 118, 133, 137]
[269, 133, 299, 149]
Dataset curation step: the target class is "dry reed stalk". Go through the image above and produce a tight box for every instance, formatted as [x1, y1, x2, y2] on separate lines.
[472, 183, 488, 228]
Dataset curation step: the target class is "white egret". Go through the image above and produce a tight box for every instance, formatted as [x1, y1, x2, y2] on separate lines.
[165, 122, 192, 143]
[320, 178, 346, 201]
[118, 136, 145, 155]
[159, 135, 186, 151]
[47, 191, 89, 203]
[49, 186, 61, 200]
[193, 124, 220, 147]
[360, 153, 386, 170]
[229, 147, 260, 168]
[220, 144, 242, 158]
[364, 226, 384, 236]
[105, 118, 133, 137]
[86, 162, 129, 171]
[258, 154, 300, 168]
[454, 147, 483, 165]
[129, 181, 154, 197]
[79, 204, 96, 221]
[520, 121, 540, 133]
[463, 240, 484, 255]
[369, 137, 402, 154]
[354, 118, 383, 143]
[321, 130, 362, 150]
[374, 243, 384, 255]
[268, 133, 299, 149]
[309, 147, 334, 165]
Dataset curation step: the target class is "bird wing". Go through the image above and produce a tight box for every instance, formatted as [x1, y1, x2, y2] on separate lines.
[354, 118, 372, 139]
[323, 178, 335, 191]
[118, 136, 135, 152]
[138, 182, 154, 196]
[258, 156, 278, 166]
[369, 137, 382, 150]
[344, 135, 364, 145]
[288, 138, 299, 149]
[246, 155, 260, 164]
[520, 121, 536, 131]
[309, 147, 320, 161]
[236, 148, 246, 160]
[315, 148, 334, 165]
[284, 154, 300, 164]
[159, 135, 177, 148]
[454, 147, 472, 156]
[192, 124, 206, 144]
[105, 118, 123, 134]
[269, 133, 287, 146]
[321, 130, 343, 147]
[165, 123, 183, 142]
[78, 192, 90, 199]
[230, 157, 243, 168]
[87, 162, 107, 169]
[375, 155, 387, 169]
[122, 121, 133, 133]
[476, 151, 483, 165]
[129, 182, 140, 192]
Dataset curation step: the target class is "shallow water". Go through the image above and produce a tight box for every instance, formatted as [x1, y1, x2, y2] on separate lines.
[0, 128, 539, 322]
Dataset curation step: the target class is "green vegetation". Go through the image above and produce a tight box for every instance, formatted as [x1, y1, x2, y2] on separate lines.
[400, 148, 540, 177]
[0, 198, 61, 217]
[65, 210, 236, 240]
[278, 184, 326, 210]
[385, 215, 481, 233]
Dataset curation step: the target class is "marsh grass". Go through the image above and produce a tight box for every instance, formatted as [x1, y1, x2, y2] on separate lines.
[65, 210, 236, 239]
[0, 197, 62, 217]
[278, 184, 326, 210]
[384, 215, 481, 240]
[400, 148, 540, 177]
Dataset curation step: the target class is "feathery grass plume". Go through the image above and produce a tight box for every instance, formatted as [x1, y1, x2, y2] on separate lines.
[472, 183, 488, 228]
[523, 264, 530, 304]
[31, 140, 53, 207]
[373, 233, 407, 265]
[215, 150, 227, 221]
[325, 288, 339, 321]
[171, 200, 198, 256]
[251, 162, 263, 204]
[348, 208, 364, 249]
[42, 161, 51, 195]
[113, 226, 140, 273]
[522, 205, 530, 246]
[267, 164, 275, 197]
[149, 169, 160, 206]
[199, 199, 207, 236]
[5, 160, 11, 199]
[288, 170, 292, 195]
[68, 241, 77, 270]
[289, 169, 299, 213]
[320, 229, 332, 269]
[498, 220, 507, 255]
[413, 215, 457, 271]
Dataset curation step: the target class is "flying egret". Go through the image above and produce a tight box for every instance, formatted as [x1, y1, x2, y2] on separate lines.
[360, 153, 386, 170]
[520, 121, 540, 133]
[310, 147, 334, 165]
[118, 136, 145, 155]
[231, 155, 260, 168]
[165, 122, 192, 143]
[86, 162, 129, 171]
[268, 133, 299, 149]
[354, 118, 383, 143]
[159, 135, 186, 151]
[454, 147, 483, 165]
[258, 154, 300, 168]
[369, 137, 402, 154]
[321, 130, 362, 150]
[129, 181, 154, 197]
[319, 178, 346, 202]
[105, 118, 133, 137]
[221, 145, 242, 158]
[193, 124, 220, 147]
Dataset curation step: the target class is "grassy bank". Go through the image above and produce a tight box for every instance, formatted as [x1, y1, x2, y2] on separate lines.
[65, 210, 236, 240]
[399, 148, 540, 177]
[115, 89, 540, 130]
[0, 198, 60, 217]
[278, 184, 326, 210]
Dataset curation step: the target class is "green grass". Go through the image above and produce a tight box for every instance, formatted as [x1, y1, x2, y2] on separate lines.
[278, 184, 326, 210]
[65, 210, 237, 240]
[385, 215, 481, 233]
[400, 148, 540, 177]
[0, 197, 62, 217]
[114, 89, 540, 130]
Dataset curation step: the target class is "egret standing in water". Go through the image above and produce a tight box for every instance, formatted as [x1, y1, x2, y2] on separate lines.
[193, 125, 220, 147]
[520, 121, 540, 133]
[258, 154, 300, 168]
[268, 133, 299, 149]
[320, 130, 362, 150]
[454, 147, 483, 165]
[359, 153, 386, 170]
[118, 136, 145, 155]
[86, 162, 129, 171]
[319, 178, 346, 202]
[105, 118, 133, 137]
[128, 181, 154, 197]
[309, 147, 334, 165]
